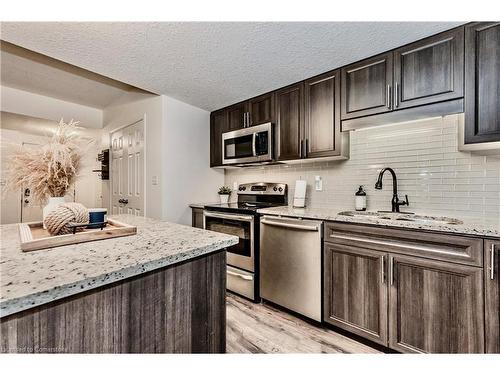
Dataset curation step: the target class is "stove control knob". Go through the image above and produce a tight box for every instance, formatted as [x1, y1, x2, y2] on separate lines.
[273, 186, 277, 191]
[239, 186, 246, 191]
[278, 187, 283, 192]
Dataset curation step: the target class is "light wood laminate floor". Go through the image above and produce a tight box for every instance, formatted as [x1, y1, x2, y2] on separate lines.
[226, 293, 382, 354]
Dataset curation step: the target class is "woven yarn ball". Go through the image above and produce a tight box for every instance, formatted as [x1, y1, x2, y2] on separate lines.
[44, 202, 89, 235]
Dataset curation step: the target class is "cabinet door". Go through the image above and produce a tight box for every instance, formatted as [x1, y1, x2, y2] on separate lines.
[304, 70, 341, 158]
[341, 52, 393, 120]
[388, 254, 484, 353]
[210, 110, 228, 167]
[248, 92, 275, 126]
[227, 102, 247, 130]
[394, 27, 464, 109]
[324, 243, 388, 345]
[275, 83, 304, 161]
[191, 207, 204, 229]
[485, 240, 500, 353]
[464, 22, 500, 144]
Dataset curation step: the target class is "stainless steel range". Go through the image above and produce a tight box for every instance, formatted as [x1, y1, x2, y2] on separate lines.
[203, 182, 287, 301]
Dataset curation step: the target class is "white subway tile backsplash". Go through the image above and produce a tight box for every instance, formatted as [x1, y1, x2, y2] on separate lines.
[225, 114, 500, 219]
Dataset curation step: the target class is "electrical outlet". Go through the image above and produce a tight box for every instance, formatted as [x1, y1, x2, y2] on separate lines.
[315, 176, 323, 191]
[151, 175, 159, 186]
[233, 181, 238, 191]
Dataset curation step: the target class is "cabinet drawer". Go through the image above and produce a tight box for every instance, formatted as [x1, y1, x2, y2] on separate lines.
[325, 221, 483, 267]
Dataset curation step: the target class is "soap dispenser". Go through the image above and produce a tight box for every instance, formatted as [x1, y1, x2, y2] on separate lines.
[355, 186, 367, 211]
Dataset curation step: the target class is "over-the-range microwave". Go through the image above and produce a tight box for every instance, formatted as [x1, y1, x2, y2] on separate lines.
[222, 122, 273, 165]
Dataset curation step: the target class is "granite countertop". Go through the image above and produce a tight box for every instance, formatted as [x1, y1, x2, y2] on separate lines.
[257, 206, 500, 239]
[0, 214, 238, 318]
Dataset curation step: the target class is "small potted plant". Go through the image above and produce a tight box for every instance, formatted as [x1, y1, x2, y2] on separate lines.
[218, 186, 232, 204]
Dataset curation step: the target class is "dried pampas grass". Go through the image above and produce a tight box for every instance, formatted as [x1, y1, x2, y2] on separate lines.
[6, 119, 93, 204]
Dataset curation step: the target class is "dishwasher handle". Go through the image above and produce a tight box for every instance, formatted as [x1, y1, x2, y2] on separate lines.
[261, 218, 320, 231]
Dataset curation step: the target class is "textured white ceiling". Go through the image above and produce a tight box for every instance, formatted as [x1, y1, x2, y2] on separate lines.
[0, 22, 464, 111]
[0, 41, 148, 109]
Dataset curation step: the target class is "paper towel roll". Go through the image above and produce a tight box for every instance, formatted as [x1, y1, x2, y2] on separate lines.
[293, 180, 307, 207]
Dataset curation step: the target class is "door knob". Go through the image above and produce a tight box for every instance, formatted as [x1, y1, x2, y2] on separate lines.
[118, 198, 129, 204]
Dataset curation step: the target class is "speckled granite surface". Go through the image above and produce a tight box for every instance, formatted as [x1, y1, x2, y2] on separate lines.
[0, 215, 238, 318]
[258, 206, 500, 238]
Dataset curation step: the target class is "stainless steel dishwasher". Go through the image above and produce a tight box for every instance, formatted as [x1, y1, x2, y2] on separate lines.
[260, 215, 322, 322]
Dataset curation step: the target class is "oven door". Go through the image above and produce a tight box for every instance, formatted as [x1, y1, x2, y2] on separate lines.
[203, 211, 255, 272]
[222, 122, 272, 165]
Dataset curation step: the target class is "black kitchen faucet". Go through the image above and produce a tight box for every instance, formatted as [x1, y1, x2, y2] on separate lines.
[375, 167, 409, 213]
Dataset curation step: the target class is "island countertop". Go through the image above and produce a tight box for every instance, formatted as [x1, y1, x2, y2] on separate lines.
[0, 214, 238, 318]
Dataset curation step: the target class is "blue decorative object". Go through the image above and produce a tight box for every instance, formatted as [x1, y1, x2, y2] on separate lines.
[88, 208, 107, 229]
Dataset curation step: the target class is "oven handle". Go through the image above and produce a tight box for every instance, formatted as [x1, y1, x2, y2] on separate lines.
[227, 270, 253, 281]
[252, 133, 257, 157]
[203, 211, 254, 222]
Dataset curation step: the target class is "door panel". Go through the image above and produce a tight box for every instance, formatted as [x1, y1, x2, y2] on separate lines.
[389, 255, 484, 353]
[227, 102, 247, 130]
[485, 240, 500, 353]
[210, 110, 228, 167]
[341, 52, 393, 119]
[248, 92, 275, 126]
[464, 22, 500, 144]
[324, 243, 388, 345]
[394, 27, 464, 109]
[275, 83, 304, 161]
[110, 120, 145, 217]
[305, 70, 341, 158]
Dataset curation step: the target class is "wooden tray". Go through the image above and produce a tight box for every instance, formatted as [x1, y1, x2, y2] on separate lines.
[19, 218, 137, 252]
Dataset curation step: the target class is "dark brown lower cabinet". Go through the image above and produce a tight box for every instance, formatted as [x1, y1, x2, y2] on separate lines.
[485, 240, 500, 353]
[388, 254, 484, 353]
[191, 207, 204, 228]
[324, 222, 489, 353]
[324, 243, 388, 345]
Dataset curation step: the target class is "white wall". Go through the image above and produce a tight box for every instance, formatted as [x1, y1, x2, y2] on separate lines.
[1, 85, 103, 128]
[0, 112, 102, 224]
[102, 93, 164, 220]
[162, 96, 224, 225]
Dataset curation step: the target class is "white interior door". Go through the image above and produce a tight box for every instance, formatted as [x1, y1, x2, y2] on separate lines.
[20, 142, 45, 222]
[110, 120, 145, 216]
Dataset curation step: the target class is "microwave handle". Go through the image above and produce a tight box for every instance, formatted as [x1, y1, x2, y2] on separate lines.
[252, 133, 257, 156]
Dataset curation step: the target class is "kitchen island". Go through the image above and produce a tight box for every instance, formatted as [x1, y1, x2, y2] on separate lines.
[0, 215, 238, 353]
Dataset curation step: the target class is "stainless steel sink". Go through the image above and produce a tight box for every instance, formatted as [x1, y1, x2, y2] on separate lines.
[338, 211, 463, 225]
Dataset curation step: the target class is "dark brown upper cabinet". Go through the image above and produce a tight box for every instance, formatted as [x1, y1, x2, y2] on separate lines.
[275, 83, 304, 161]
[227, 102, 247, 131]
[389, 254, 484, 353]
[393, 27, 464, 109]
[209, 109, 228, 167]
[485, 239, 499, 353]
[341, 52, 393, 120]
[464, 22, 500, 144]
[248, 92, 275, 126]
[305, 70, 342, 158]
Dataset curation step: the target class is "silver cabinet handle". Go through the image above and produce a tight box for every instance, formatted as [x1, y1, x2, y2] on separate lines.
[390, 256, 395, 286]
[394, 82, 399, 108]
[252, 133, 257, 157]
[380, 255, 386, 284]
[227, 270, 253, 281]
[386, 84, 392, 109]
[261, 218, 319, 231]
[491, 244, 495, 280]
